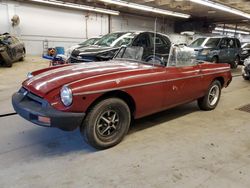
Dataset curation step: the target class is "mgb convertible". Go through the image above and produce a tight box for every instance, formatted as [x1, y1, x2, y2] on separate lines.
[12, 45, 232, 149]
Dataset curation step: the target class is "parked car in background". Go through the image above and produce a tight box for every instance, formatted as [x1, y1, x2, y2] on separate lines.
[189, 36, 241, 69]
[69, 31, 171, 64]
[0, 33, 25, 67]
[240, 42, 250, 64]
[65, 37, 100, 58]
[12, 45, 232, 149]
[242, 56, 250, 80]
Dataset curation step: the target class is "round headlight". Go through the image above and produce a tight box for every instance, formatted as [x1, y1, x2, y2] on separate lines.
[27, 72, 33, 79]
[60, 86, 72, 106]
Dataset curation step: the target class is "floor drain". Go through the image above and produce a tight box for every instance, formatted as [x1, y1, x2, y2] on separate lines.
[237, 104, 250, 113]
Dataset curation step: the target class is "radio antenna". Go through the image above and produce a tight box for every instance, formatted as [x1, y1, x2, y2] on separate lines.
[153, 17, 157, 67]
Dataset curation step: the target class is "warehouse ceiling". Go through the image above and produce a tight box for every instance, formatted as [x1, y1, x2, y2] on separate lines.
[26, 0, 250, 32]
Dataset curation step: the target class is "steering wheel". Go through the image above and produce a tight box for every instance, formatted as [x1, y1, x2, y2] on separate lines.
[145, 55, 164, 65]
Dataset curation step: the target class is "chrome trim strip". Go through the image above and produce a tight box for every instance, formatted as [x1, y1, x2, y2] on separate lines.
[73, 69, 230, 96]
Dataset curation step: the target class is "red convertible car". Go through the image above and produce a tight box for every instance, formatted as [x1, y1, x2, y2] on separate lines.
[12, 46, 232, 149]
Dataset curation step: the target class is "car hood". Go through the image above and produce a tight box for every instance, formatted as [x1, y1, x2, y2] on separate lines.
[72, 45, 118, 56]
[23, 60, 154, 97]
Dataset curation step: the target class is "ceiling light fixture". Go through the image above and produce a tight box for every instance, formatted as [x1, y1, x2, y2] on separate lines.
[190, 0, 250, 19]
[215, 27, 249, 35]
[99, 0, 190, 18]
[30, 0, 120, 15]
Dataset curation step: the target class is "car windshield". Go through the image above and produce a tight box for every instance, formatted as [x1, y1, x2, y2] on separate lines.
[189, 38, 206, 48]
[113, 33, 137, 47]
[79, 38, 99, 46]
[167, 45, 197, 67]
[204, 38, 220, 48]
[0, 35, 12, 45]
[115, 46, 144, 61]
[114, 45, 196, 67]
[95, 32, 133, 47]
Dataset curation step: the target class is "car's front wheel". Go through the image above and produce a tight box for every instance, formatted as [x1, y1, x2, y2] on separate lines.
[243, 75, 249, 80]
[198, 80, 221, 111]
[231, 56, 239, 69]
[19, 48, 25, 61]
[81, 98, 131, 149]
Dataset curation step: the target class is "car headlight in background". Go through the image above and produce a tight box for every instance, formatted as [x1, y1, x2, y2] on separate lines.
[27, 72, 33, 79]
[60, 85, 73, 106]
[200, 49, 210, 55]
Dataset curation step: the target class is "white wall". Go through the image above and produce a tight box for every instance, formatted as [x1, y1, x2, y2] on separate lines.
[0, 3, 9, 33]
[111, 14, 174, 34]
[0, 1, 109, 55]
[0, 1, 187, 55]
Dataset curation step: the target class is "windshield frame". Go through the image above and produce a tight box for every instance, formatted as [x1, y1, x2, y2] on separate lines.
[189, 37, 206, 48]
[203, 37, 221, 48]
[113, 46, 166, 67]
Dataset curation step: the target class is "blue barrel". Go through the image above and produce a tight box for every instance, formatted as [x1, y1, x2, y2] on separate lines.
[55, 47, 65, 55]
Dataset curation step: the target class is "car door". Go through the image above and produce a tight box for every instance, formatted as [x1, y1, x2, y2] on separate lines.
[218, 37, 229, 63]
[162, 47, 203, 108]
[132, 33, 152, 61]
[153, 33, 171, 65]
[227, 38, 237, 63]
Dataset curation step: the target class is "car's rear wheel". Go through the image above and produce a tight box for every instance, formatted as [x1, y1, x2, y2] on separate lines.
[81, 98, 131, 149]
[231, 56, 239, 69]
[212, 56, 219, 63]
[198, 80, 221, 111]
[243, 75, 249, 80]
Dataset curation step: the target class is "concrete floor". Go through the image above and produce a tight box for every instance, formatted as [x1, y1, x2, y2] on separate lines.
[0, 57, 250, 188]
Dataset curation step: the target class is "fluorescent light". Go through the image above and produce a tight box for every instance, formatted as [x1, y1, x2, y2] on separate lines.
[215, 27, 249, 35]
[99, 0, 190, 18]
[190, 0, 250, 19]
[30, 0, 120, 15]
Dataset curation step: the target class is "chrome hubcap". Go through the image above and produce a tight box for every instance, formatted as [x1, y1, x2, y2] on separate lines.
[208, 85, 219, 106]
[96, 110, 119, 137]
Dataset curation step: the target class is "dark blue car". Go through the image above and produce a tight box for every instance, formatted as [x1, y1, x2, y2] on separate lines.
[189, 36, 241, 69]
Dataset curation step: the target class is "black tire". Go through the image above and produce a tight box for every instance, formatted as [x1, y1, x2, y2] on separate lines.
[81, 98, 131, 149]
[231, 56, 239, 69]
[243, 75, 249, 80]
[5, 61, 12, 67]
[212, 56, 219, 63]
[19, 48, 25, 61]
[198, 80, 221, 111]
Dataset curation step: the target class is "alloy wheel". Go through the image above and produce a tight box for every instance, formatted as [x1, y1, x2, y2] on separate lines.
[208, 85, 220, 106]
[96, 110, 120, 137]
